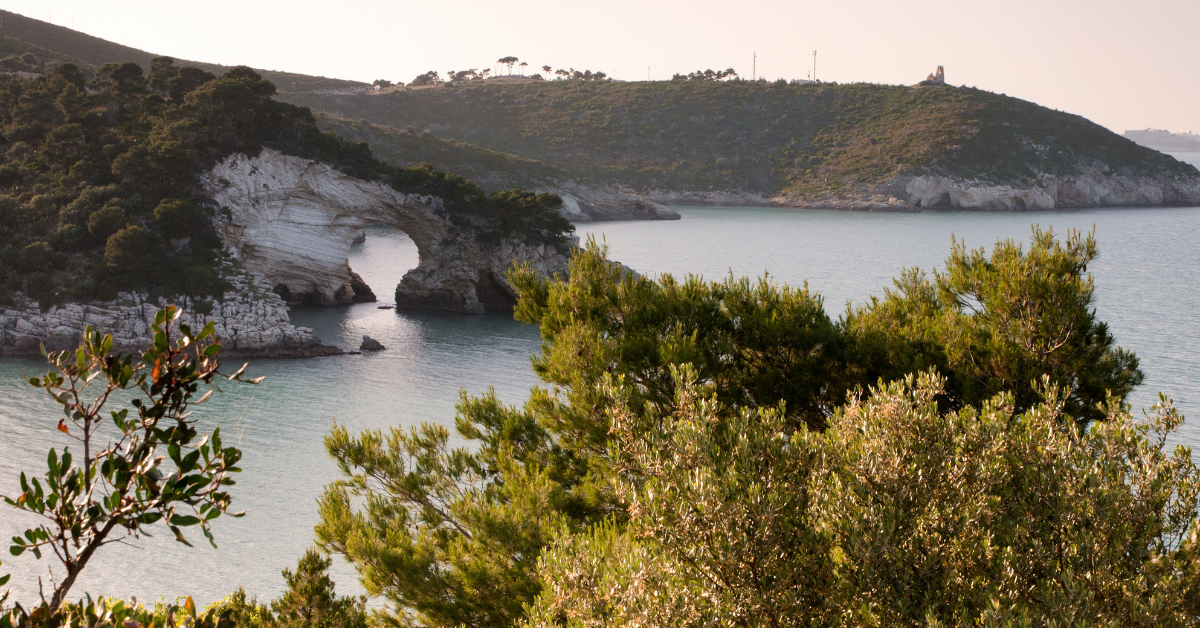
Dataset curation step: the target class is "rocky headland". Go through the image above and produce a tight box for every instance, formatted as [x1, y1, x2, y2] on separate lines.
[1, 149, 576, 357]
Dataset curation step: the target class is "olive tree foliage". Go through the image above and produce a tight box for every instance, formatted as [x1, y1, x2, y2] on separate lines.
[0, 306, 260, 612]
[318, 231, 1152, 628]
[527, 369, 1200, 627]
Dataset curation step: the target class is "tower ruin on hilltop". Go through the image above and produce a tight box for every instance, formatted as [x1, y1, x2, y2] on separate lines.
[925, 66, 945, 86]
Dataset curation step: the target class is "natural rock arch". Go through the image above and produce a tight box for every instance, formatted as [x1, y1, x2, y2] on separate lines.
[203, 149, 570, 314]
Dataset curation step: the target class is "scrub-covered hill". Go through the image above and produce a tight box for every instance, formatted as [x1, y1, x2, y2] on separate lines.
[0, 60, 571, 309]
[316, 115, 574, 193]
[0, 9, 366, 93]
[284, 79, 1200, 209]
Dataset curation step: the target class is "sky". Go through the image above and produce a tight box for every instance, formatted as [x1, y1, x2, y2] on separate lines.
[6, 0, 1199, 134]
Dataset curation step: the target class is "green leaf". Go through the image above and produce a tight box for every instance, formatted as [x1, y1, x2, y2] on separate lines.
[170, 525, 194, 547]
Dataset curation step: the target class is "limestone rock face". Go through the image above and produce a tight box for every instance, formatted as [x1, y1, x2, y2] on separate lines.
[550, 182, 680, 221]
[204, 149, 450, 305]
[0, 270, 337, 358]
[396, 235, 573, 314]
[206, 149, 572, 314]
[0, 149, 578, 357]
[903, 166, 1200, 210]
[651, 164, 1200, 211]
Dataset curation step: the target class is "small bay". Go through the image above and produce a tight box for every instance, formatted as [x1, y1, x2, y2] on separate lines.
[4, 188, 1200, 604]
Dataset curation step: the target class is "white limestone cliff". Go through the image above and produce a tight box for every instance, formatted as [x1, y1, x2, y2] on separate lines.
[549, 181, 680, 221]
[655, 165, 1200, 211]
[0, 268, 332, 358]
[204, 149, 450, 305]
[205, 149, 572, 314]
[901, 166, 1200, 210]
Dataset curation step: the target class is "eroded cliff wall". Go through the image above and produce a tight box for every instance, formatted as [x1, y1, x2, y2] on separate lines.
[206, 149, 572, 314]
[0, 268, 332, 358]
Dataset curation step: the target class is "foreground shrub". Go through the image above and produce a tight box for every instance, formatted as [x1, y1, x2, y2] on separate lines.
[0, 306, 258, 613]
[317, 230, 1161, 627]
[527, 370, 1200, 627]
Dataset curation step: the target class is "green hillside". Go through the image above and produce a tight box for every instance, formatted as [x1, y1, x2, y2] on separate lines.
[283, 80, 1200, 198]
[0, 10, 366, 93]
[316, 115, 579, 193]
[0, 63, 568, 308]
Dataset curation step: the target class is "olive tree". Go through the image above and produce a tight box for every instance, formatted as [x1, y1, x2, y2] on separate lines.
[528, 370, 1200, 626]
[2, 306, 259, 610]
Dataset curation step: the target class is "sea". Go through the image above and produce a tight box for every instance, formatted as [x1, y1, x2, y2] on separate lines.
[2, 151, 1199, 606]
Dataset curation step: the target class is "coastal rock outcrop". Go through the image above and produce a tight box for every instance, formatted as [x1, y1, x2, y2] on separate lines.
[659, 164, 1200, 211]
[0, 269, 337, 358]
[549, 182, 680, 221]
[205, 149, 571, 314]
[902, 165, 1200, 210]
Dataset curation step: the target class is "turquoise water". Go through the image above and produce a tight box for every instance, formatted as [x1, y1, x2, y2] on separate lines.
[4, 193, 1200, 605]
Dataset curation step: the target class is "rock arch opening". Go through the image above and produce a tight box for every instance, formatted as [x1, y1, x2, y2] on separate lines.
[204, 150, 570, 315]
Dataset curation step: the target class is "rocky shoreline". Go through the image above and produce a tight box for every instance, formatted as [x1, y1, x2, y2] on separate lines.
[0, 270, 342, 359]
[641, 166, 1200, 211]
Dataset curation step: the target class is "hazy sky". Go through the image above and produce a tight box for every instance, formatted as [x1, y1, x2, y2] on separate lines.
[7, 0, 1198, 134]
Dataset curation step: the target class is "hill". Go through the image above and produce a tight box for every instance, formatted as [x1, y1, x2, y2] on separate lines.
[283, 80, 1200, 208]
[317, 115, 575, 193]
[0, 10, 366, 93]
[317, 115, 678, 220]
[1125, 129, 1200, 153]
[0, 63, 572, 310]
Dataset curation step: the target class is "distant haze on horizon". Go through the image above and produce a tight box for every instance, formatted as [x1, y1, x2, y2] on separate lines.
[5, 0, 1198, 136]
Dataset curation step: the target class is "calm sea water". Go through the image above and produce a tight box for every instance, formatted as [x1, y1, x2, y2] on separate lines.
[3, 154, 1199, 605]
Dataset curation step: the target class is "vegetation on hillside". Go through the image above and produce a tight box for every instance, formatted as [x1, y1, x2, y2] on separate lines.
[284, 80, 1200, 198]
[314, 231, 1198, 626]
[316, 115, 575, 193]
[0, 10, 366, 93]
[0, 56, 572, 306]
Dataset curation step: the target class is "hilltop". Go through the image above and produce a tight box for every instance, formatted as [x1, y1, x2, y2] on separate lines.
[0, 10, 366, 93]
[1125, 129, 1200, 153]
[284, 80, 1200, 209]
[3, 12, 1196, 210]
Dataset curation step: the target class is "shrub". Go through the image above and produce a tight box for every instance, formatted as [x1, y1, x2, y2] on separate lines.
[318, 233, 1165, 627]
[270, 549, 368, 628]
[86, 203, 127, 243]
[0, 307, 258, 612]
[154, 198, 209, 239]
[528, 370, 1200, 627]
[48, 223, 90, 252]
[104, 225, 163, 274]
[17, 241, 56, 272]
[21, 271, 53, 300]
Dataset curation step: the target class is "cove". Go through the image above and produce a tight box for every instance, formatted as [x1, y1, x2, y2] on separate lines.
[3, 204, 1200, 606]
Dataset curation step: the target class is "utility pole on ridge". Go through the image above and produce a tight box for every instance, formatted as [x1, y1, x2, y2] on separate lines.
[813, 50, 817, 82]
[753, 52, 756, 81]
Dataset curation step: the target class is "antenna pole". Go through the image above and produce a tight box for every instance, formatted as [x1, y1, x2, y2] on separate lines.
[813, 50, 817, 81]
[753, 52, 756, 81]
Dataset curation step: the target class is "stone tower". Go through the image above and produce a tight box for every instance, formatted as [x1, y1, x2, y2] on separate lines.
[924, 66, 946, 86]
